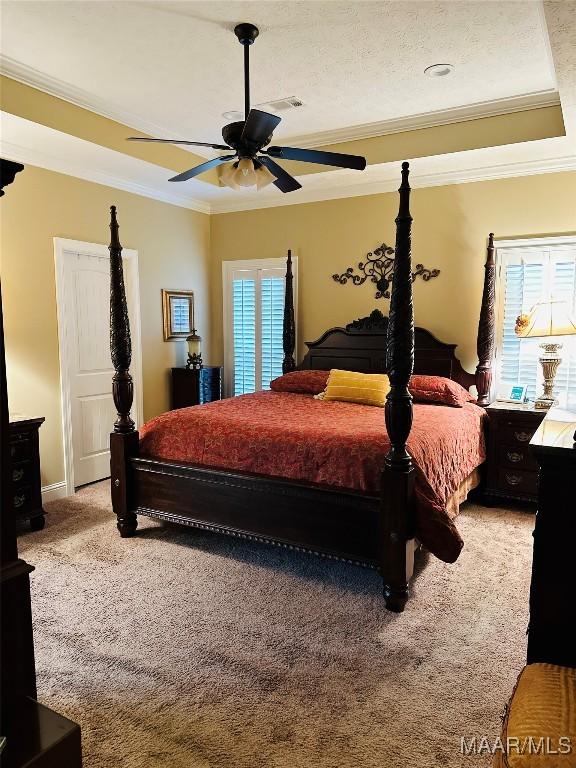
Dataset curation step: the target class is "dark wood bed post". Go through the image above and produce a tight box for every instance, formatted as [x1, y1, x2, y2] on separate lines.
[109, 206, 138, 537]
[381, 162, 416, 613]
[282, 249, 296, 373]
[475, 233, 496, 406]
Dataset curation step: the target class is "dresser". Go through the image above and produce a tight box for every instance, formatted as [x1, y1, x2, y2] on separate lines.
[171, 367, 222, 410]
[485, 402, 546, 505]
[528, 407, 576, 668]
[9, 416, 45, 531]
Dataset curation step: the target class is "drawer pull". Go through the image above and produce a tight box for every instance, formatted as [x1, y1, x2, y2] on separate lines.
[12, 468, 25, 482]
[514, 431, 532, 443]
[14, 493, 26, 508]
[505, 473, 523, 486]
[506, 451, 524, 463]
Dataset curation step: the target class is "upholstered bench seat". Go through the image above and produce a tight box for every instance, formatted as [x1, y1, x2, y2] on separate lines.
[494, 663, 576, 767]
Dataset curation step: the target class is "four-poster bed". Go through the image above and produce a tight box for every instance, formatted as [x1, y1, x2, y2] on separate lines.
[108, 163, 495, 612]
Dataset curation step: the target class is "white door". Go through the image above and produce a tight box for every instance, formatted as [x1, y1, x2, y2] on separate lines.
[55, 240, 142, 492]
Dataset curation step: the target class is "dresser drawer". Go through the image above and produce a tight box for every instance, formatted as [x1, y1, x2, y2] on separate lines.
[11, 460, 33, 486]
[499, 445, 539, 471]
[497, 468, 538, 497]
[13, 484, 34, 514]
[499, 422, 540, 446]
[9, 435, 34, 462]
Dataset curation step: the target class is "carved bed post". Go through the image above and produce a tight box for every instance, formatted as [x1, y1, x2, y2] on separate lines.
[381, 162, 416, 613]
[109, 205, 138, 537]
[282, 249, 296, 373]
[475, 233, 496, 406]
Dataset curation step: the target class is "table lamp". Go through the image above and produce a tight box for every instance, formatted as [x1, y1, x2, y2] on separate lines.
[185, 328, 203, 369]
[515, 299, 576, 409]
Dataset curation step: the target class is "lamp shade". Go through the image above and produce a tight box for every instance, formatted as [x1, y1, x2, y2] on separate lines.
[220, 159, 276, 191]
[515, 300, 576, 338]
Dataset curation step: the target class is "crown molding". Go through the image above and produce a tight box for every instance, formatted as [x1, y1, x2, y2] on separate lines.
[209, 155, 576, 214]
[0, 55, 200, 149]
[1, 54, 561, 155]
[281, 91, 562, 149]
[0, 139, 211, 214]
[2, 135, 573, 216]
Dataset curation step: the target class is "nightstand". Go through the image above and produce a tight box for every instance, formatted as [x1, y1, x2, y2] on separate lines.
[485, 402, 546, 505]
[9, 415, 46, 531]
[171, 366, 222, 410]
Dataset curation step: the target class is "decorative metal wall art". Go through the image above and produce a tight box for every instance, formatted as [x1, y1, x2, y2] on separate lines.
[332, 242, 440, 299]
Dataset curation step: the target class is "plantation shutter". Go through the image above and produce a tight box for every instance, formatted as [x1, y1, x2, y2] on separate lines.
[260, 274, 286, 389]
[232, 273, 256, 395]
[226, 260, 294, 396]
[497, 241, 576, 405]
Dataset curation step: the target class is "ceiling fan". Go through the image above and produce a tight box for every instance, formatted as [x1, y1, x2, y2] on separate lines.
[127, 23, 367, 193]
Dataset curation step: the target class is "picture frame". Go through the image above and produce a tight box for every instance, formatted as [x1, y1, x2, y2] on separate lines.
[162, 289, 194, 341]
[496, 384, 528, 404]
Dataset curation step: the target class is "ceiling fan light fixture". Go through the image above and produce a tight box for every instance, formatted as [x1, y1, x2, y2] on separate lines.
[236, 157, 258, 186]
[255, 163, 277, 190]
[220, 161, 241, 190]
[220, 158, 276, 191]
[132, 23, 365, 193]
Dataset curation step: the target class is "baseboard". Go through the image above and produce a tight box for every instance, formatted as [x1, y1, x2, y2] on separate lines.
[41, 481, 69, 505]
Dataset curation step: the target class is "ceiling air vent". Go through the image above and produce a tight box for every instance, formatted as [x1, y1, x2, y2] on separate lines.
[265, 97, 304, 112]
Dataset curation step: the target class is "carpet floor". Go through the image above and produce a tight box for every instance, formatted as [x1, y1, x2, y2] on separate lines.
[19, 482, 533, 768]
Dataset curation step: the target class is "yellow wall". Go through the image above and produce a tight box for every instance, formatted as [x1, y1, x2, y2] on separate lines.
[3, 164, 576, 491]
[0, 164, 210, 489]
[210, 171, 576, 373]
[0, 76, 218, 183]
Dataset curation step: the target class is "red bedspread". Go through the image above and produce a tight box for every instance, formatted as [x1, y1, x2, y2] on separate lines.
[140, 392, 486, 563]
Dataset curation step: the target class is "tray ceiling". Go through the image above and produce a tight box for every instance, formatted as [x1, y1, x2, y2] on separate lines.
[0, 0, 557, 144]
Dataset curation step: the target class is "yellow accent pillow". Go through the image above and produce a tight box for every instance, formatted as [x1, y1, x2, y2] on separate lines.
[320, 369, 391, 407]
[494, 663, 576, 768]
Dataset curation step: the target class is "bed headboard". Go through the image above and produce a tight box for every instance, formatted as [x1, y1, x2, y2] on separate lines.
[299, 309, 475, 391]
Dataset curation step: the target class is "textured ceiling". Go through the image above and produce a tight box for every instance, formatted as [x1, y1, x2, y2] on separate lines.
[1, 0, 557, 144]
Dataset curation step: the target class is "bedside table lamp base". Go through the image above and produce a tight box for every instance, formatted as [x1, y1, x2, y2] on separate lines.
[186, 353, 203, 370]
[534, 342, 561, 410]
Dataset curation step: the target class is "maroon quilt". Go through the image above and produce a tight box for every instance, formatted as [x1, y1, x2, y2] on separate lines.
[140, 392, 486, 563]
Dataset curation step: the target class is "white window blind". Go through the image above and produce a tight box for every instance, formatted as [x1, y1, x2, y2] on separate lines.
[232, 276, 256, 394]
[223, 258, 297, 396]
[496, 238, 576, 406]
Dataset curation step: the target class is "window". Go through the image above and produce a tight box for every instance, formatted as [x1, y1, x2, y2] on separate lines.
[223, 258, 297, 396]
[495, 236, 576, 406]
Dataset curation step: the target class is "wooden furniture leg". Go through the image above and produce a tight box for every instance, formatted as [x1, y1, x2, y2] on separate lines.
[381, 162, 416, 612]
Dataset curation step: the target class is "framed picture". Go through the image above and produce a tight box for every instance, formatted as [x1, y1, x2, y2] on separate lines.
[162, 289, 194, 341]
[496, 384, 528, 404]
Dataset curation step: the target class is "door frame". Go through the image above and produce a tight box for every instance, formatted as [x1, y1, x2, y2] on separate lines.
[54, 238, 143, 496]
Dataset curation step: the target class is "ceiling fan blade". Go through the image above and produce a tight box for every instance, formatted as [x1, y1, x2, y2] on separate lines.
[169, 155, 236, 182]
[258, 156, 302, 193]
[267, 146, 366, 171]
[241, 109, 281, 146]
[128, 137, 231, 150]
